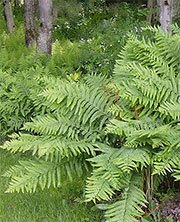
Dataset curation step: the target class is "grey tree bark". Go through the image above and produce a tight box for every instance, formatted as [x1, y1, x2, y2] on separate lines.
[24, 0, 36, 47]
[157, 0, 173, 32]
[3, 0, 15, 33]
[37, 0, 53, 55]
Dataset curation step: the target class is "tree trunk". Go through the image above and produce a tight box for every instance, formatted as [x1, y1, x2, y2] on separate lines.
[3, 0, 15, 33]
[37, 0, 53, 55]
[158, 0, 173, 32]
[147, 0, 155, 24]
[24, 0, 36, 47]
[172, 0, 180, 22]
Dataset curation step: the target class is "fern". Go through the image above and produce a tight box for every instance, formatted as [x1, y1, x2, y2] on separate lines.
[153, 135, 180, 175]
[86, 146, 149, 203]
[2, 134, 96, 159]
[24, 113, 100, 140]
[3, 156, 88, 193]
[0, 67, 47, 136]
[41, 78, 111, 129]
[1, 75, 111, 193]
[159, 101, 180, 119]
[172, 169, 180, 181]
[104, 174, 147, 222]
[113, 27, 180, 121]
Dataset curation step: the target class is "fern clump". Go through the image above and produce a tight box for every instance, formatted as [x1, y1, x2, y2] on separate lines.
[1, 75, 112, 191]
[0, 67, 48, 136]
[1, 27, 180, 222]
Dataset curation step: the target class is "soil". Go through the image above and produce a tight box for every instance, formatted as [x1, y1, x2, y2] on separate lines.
[159, 194, 180, 222]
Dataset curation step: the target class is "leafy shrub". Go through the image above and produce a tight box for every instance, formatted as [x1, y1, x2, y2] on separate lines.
[53, 2, 146, 41]
[52, 2, 147, 76]
[1, 27, 180, 222]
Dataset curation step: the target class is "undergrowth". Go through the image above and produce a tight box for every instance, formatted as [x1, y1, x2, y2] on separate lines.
[1, 27, 180, 222]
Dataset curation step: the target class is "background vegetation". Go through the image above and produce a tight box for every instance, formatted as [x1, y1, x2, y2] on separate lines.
[0, 0, 179, 222]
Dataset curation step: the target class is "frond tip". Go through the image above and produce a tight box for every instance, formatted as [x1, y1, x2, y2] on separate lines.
[4, 157, 88, 193]
[4, 160, 61, 193]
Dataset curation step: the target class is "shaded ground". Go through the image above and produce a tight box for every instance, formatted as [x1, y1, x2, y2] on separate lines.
[160, 194, 180, 222]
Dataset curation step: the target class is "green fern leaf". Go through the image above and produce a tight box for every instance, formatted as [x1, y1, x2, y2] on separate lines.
[104, 174, 147, 222]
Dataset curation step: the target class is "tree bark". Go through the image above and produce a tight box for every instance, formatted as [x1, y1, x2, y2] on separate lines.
[3, 0, 15, 33]
[172, 0, 180, 22]
[147, 0, 155, 24]
[158, 0, 173, 32]
[24, 0, 36, 47]
[37, 0, 53, 55]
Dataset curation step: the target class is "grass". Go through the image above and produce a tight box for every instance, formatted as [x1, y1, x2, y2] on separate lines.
[0, 150, 102, 222]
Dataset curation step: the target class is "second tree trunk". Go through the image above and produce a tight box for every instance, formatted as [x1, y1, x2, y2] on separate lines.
[37, 0, 53, 54]
[24, 0, 36, 47]
[158, 0, 172, 32]
[3, 0, 15, 33]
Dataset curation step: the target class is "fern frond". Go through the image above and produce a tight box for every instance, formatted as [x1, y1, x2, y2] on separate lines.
[41, 79, 111, 129]
[1, 133, 96, 159]
[85, 146, 149, 202]
[104, 174, 147, 222]
[108, 102, 134, 119]
[113, 27, 180, 121]
[172, 169, 180, 181]
[107, 118, 159, 137]
[159, 101, 180, 120]
[86, 148, 128, 202]
[0, 67, 46, 134]
[3, 156, 88, 193]
[86, 171, 126, 202]
[4, 160, 59, 192]
[106, 118, 171, 148]
[24, 113, 100, 140]
[84, 74, 109, 92]
[125, 124, 172, 148]
[153, 144, 180, 176]
[91, 146, 150, 172]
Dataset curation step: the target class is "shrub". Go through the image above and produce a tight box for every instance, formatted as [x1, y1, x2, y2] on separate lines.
[52, 2, 147, 76]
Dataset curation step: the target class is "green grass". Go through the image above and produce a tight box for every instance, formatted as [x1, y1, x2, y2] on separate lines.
[0, 150, 102, 222]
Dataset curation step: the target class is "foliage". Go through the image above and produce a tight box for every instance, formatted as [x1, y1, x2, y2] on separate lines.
[0, 75, 110, 196]
[53, 1, 146, 41]
[0, 67, 49, 137]
[0, 1, 146, 138]
[0, 150, 102, 222]
[1, 27, 180, 222]
[1, 0, 180, 220]
[0, 2, 147, 80]
[52, 2, 147, 76]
